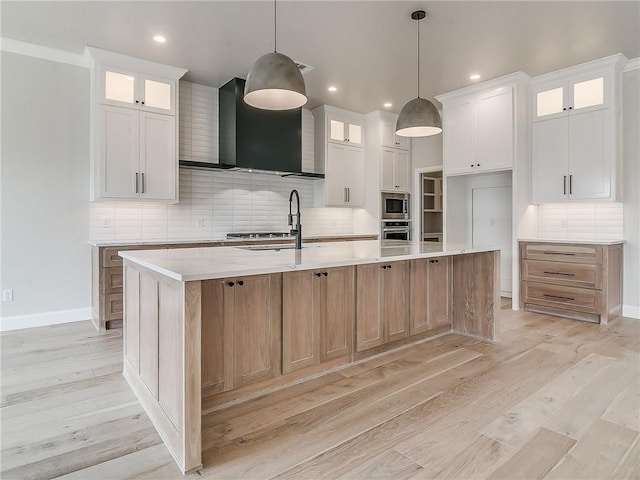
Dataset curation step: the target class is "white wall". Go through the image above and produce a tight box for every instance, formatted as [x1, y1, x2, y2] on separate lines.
[623, 67, 640, 317]
[411, 136, 443, 169]
[1, 52, 90, 324]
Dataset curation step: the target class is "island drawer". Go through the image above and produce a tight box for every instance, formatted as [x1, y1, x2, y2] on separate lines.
[521, 243, 603, 264]
[521, 260, 601, 289]
[522, 282, 601, 314]
[103, 267, 123, 293]
[104, 293, 123, 321]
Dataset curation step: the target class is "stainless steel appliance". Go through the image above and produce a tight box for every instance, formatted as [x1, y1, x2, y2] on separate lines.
[381, 220, 411, 241]
[382, 192, 410, 220]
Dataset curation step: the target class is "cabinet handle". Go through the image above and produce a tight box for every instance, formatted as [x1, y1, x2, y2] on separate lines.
[470, 164, 474, 167]
[344, 188, 347, 202]
[141, 101, 145, 105]
[347, 187, 350, 202]
[323, 272, 328, 277]
[227, 281, 235, 287]
[543, 293, 575, 301]
[563, 175, 567, 195]
[135, 173, 139, 193]
[314, 272, 322, 277]
[543, 271, 575, 277]
[477, 163, 480, 167]
[563, 107, 567, 111]
[569, 175, 573, 194]
[568, 106, 573, 110]
[135, 100, 139, 104]
[141, 172, 145, 194]
[381, 265, 387, 269]
[237, 280, 244, 286]
[543, 251, 575, 256]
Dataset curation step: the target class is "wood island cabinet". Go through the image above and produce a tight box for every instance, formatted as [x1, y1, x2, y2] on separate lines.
[282, 266, 354, 374]
[201, 273, 282, 393]
[356, 260, 410, 352]
[410, 257, 451, 335]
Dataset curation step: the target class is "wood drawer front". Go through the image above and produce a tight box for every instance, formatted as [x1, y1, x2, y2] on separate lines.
[521, 260, 601, 289]
[522, 282, 601, 314]
[104, 267, 124, 293]
[103, 248, 124, 267]
[522, 243, 603, 264]
[104, 293, 123, 321]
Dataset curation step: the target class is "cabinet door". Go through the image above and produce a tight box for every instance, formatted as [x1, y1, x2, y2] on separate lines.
[201, 279, 231, 393]
[568, 109, 611, 200]
[347, 122, 363, 146]
[476, 89, 513, 171]
[344, 147, 364, 206]
[139, 112, 176, 201]
[533, 84, 566, 121]
[531, 116, 569, 204]
[381, 148, 396, 191]
[356, 264, 383, 352]
[426, 257, 450, 329]
[282, 271, 321, 374]
[394, 150, 411, 192]
[381, 120, 410, 150]
[140, 74, 175, 115]
[233, 274, 282, 388]
[329, 118, 346, 144]
[443, 100, 475, 175]
[571, 75, 607, 114]
[382, 261, 409, 343]
[321, 266, 354, 362]
[98, 105, 139, 199]
[100, 66, 139, 109]
[326, 144, 347, 206]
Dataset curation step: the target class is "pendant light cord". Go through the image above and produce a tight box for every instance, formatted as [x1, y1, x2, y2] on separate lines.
[274, 0, 277, 53]
[416, 15, 420, 99]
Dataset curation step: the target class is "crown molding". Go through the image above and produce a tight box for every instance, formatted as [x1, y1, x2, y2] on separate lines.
[624, 57, 640, 72]
[0, 37, 90, 68]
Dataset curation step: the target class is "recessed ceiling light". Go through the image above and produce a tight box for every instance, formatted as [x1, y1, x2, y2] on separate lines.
[469, 74, 481, 80]
[153, 35, 166, 43]
[328, 86, 337, 92]
[383, 102, 392, 108]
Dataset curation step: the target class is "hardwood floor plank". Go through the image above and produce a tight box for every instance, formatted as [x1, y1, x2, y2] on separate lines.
[545, 420, 638, 479]
[485, 427, 576, 480]
[479, 352, 616, 446]
[601, 379, 640, 432]
[335, 448, 423, 480]
[610, 434, 640, 480]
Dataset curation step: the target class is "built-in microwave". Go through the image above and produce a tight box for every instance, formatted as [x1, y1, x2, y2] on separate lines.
[381, 192, 410, 220]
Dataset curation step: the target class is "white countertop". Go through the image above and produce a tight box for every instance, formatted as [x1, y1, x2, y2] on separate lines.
[518, 238, 624, 246]
[89, 233, 377, 247]
[119, 240, 499, 282]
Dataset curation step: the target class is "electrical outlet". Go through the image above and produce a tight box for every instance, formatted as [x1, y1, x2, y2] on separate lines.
[560, 219, 568, 228]
[102, 217, 111, 228]
[2, 289, 13, 302]
[196, 218, 204, 228]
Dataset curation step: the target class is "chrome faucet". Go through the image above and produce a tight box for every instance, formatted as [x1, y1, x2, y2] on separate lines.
[288, 189, 302, 250]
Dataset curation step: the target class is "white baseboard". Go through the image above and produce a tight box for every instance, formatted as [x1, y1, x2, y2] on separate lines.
[0, 308, 92, 332]
[623, 305, 640, 319]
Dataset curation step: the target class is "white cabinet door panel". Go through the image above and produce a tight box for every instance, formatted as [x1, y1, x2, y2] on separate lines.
[326, 144, 347, 206]
[139, 112, 176, 201]
[532, 117, 568, 204]
[476, 89, 513, 171]
[444, 101, 475, 174]
[394, 150, 410, 192]
[381, 148, 395, 191]
[569, 110, 610, 200]
[100, 105, 139, 199]
[345, 147, 364, 206]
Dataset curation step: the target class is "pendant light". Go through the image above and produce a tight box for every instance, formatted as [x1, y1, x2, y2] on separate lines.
[396, 10, 442, 137]
[244, 0, 307, 110]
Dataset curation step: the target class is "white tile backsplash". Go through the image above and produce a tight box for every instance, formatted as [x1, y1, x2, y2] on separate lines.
[539, 202, 624, 240]
[90, 169, 354, 241]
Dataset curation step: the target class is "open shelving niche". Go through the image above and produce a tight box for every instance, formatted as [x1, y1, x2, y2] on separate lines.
[421, 171, 443, 242]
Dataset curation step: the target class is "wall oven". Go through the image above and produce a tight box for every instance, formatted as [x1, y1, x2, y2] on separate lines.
[382, 192, 409, 220]
[382, 221, 411, 241]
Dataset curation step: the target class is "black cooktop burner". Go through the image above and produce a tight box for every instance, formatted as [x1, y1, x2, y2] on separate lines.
[226, 232, 292, 239]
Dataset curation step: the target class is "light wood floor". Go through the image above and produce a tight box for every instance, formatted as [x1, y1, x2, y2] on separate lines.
[2, 300, 639, 479]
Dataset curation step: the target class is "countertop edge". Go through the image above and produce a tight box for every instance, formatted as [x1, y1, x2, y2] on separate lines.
[517, 238, 624, 246]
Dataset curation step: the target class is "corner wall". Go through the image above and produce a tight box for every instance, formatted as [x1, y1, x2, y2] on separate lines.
[1, 51, 91, 328]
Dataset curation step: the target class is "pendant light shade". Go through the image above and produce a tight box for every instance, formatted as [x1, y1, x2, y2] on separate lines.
[396, 10, 442, 137]
[244, 0, 307, 110]
[244, 52, 306, 110]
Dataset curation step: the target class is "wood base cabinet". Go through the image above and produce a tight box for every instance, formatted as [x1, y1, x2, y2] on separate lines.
[519, 241, 622, 324]
[282, 266, 354, 374]
[356, 261, 410, 352]
[410, 257, 451, 335]
[201, 273, 282, 393]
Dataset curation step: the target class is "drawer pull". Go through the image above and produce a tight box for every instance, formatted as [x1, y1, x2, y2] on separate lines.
[542, 251, 576, 256]
[543, 271, 575, 277]
[543, 293, 575, 301]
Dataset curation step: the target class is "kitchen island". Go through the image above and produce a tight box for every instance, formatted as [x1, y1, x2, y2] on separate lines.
[120, 240, 501, 473]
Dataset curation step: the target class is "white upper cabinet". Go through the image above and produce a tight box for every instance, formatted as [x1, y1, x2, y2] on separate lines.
[381, 148, 410, 192]
[436, 72, 529, 177]
[380, 119, 410, 150]
[87, 47, 187, 202]
[530, 54, 626, 203]
[313, 105, 366, 207]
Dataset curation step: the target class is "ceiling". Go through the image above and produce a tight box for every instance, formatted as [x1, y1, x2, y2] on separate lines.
[2, 1, 639, 113]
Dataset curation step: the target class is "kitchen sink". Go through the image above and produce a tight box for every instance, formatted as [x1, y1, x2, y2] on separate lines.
[238, 244, 320, 251]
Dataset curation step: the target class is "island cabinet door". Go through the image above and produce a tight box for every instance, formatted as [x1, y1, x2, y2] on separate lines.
[381, 260, 410, 343]
[282, 270, 321, 374]
[356, 264, 384, 352]
[201, 279, 229, 393]
[410, 257, 451, 335]
[320, 266, 355, 362]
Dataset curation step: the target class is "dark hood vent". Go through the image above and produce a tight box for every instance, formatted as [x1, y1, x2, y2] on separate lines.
[218, 77, 310, 175]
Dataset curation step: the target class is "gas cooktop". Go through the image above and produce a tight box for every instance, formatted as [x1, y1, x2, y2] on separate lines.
[226, 232, 293, 239]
